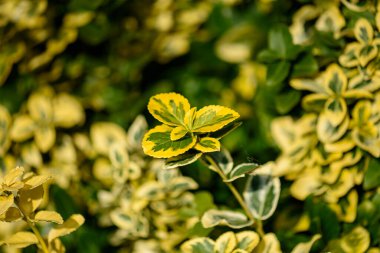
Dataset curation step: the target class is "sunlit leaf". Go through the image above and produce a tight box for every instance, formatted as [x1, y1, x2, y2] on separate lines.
[0, 195, 14, 216]
[201, 209, 253, 229]
[48, 214, 85, 242]
[170, 126, 188, 141]
[17, 185, 44, 215]
[148, 93, 190, 127]
[142, 124, 196, 158]
[194, 137, 220, 153]
[3, 231, 38, 248]
[34, 210, 64, 224]
[192, 106, 240, 133]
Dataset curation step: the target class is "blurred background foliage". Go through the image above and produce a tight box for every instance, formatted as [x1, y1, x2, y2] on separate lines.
[2, 0, 380, 252]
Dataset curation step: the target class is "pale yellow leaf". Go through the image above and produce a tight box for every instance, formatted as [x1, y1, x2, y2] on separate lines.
[34, 210, 63, 224]
[35, 125, 56, 152]
[48, 214, 85, 242]
[214, 231, 237, 253]
[53, 93, 85, 128]
[0, 195, 14, 216]
[17, 185, 44, 215]
[10, 115, 35, 142]
[3, 231, 38, 248]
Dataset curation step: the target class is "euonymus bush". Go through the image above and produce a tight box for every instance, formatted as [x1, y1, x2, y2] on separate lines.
[2, 0, 380, 252]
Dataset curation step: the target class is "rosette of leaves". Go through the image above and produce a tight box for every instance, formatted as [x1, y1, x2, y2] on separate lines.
[142, 92, 240, 166]
[0, 167, 84, 253]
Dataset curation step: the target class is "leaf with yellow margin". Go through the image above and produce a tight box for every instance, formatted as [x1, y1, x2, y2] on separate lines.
[192, 105, 240, 133]
[354, 18, 373, 44]
[181, 238, 214, 253]
[148, 93, 190, 127]
[170, 126, 188, 141]
[214, 231, 237, 253]
[194, 137, 220, 153]
[236, 231, 259, 252]
[339, 42, 360, 68]
[291, 234, 321, 253]
[341, 226, 370, 253]
[142, 125, 196, 158]
[53, 93, 85, 128]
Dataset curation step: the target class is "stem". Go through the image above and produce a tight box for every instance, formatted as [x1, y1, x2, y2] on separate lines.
[204, 154, 265, 237]
[18, 207, 49, 253]
[27, 220, 49, 253]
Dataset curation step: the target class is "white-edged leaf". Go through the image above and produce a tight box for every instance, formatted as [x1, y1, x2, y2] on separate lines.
[201, 209, 253, 229]
[165, 152, 203, 169]
[243, 174, 281, 220]
[205, 148, 233, 174]
[181, 238, 215, 253]
[226, 163, 260, 182]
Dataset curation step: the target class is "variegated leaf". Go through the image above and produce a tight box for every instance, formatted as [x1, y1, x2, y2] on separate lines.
[339, 42, 360, 68]
[34, 210, 64, 224]
[170, 126, 188, 141]
[48, 214, 85, 243]
[243, 174, 280, 220]
[136, 181, 165, 200]
[291, 234, 321, 253]
[354, 18, 373, 44]
[142, 125, 196, 158]
[201, 209, 253, 229]
[357, 44, 378, 66]
[167, 177, 198, 197]
[302, 93, 328, 112]
[317, 112, 349, 143]
[323, 64, 347, 95]
[109, 143, 129, 169]
[181, 238, 214, 253]
[290, 175, 323, 200]
[148, 93, 190, 127]
[256, 233, 282, 253]
[127, 115, 148, 149]
[194, 137, 220, 153]
[192, 105, 240, 133]
[35, 125, 56, 153]
[324, 97, 347, 126]
[27, 92, 53, 123]
[3, 231, 38, 248]
[90, 122, 127, 155]
[214, 232, 237, 253]
[165, 152, 203, 169]
[209, 122, 242, 139]
[225, 163, 260, 182]
[236, 231, 260, 252]
[341, 226, 370, 253]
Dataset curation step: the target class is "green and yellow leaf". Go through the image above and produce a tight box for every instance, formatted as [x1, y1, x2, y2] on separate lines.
[354, 18, 373, 44]
[165, 152, 203, 169]
[324, 97, 347, 126]
[317, 112, 349, 143]
[192, 105, 240, 133]
[214, 232, 237, 253]
[142, 125, 196, 158]
[323, 64, 347, 95]
[170, 126, 188, 141]
[357, 44, 378, 66]
[201, 209, 253, 229]
[109, 143, 129, 169]
[340, 226, 370, 253]
[90, 122, 127, 155]
[291, 234, 321, 253]
[236, 231, 260, 252]
[181, 238, 214, 253]
[27, 92, 53, 123]
[194, 137, 220, 153]
[53, 93, 85, 128]
[339, 42, 360, 68]
[226, 163, 260, 182]
[148, 92, 190, 127]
